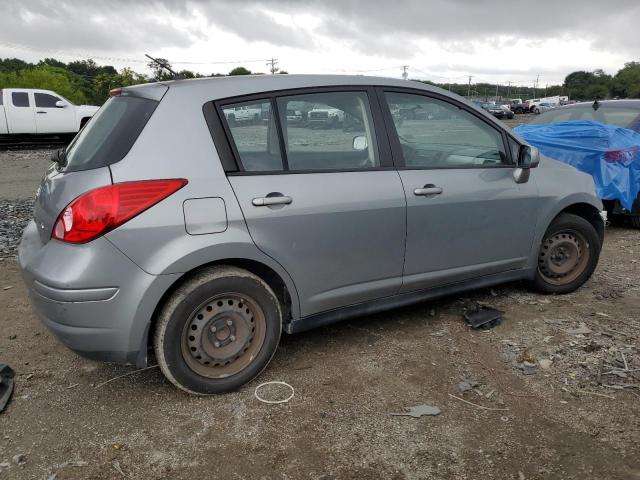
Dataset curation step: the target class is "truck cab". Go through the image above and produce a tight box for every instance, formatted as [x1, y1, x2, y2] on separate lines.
[0, 88, 98, 137]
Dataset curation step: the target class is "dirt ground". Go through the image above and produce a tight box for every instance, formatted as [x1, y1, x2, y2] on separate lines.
[0, 117, 638, 480]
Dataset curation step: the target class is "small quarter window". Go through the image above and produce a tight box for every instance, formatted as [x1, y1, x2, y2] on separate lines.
[221, 100, 283, 172]
[12, 92, 29, 107]
[385, 92, 509, 168]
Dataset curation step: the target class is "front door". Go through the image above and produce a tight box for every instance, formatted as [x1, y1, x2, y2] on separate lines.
[34, 92, 75, 134]
[380, 90, 539, 292]
[221, 90, 406, 317]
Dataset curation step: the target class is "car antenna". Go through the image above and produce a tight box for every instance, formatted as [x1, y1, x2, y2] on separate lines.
[592, 99, 600, 111]
[145, 54, 181, 80]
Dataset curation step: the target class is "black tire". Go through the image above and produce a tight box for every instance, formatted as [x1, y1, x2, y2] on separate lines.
[154, 266, 282, 394]
[631, 216, 640, 229]
[533, 213, 601, 294]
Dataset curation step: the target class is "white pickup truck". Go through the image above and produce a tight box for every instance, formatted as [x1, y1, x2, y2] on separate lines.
[0, 88, 98, 139]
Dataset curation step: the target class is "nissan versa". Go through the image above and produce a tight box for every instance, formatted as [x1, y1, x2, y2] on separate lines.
[19, 75, 604, 394]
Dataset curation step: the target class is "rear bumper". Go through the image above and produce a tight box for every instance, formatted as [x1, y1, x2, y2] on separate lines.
[18, 221, 180, 366]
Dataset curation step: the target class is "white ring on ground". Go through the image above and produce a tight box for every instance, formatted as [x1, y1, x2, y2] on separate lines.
[254, 381, 295, 404]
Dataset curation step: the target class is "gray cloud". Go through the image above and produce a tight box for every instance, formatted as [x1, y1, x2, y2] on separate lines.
[0, 0, 638, 67]
[0, 1, 199, 53]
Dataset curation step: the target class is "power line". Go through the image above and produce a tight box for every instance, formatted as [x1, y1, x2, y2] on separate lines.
[266, 57, 279, 74]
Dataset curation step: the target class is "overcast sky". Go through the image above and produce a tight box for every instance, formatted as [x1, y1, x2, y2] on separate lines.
[0, 0, 638, 86]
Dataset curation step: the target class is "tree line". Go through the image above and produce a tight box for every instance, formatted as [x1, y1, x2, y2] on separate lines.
[0, 56, 638, 105]
[0, 57, 278, 105]
[423, 62, 640, 101]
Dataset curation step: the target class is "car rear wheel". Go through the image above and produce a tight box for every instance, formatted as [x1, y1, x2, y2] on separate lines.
[533, 213, 601, 294]
[154, 266, 282, 394]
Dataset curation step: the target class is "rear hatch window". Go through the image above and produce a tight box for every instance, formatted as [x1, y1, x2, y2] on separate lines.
[63, 95, 158, 172]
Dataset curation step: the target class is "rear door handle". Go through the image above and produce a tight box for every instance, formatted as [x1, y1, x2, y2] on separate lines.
[413, 184, 443, 196]
[252, 195, 292, 207]
[36, 111, 47, 114]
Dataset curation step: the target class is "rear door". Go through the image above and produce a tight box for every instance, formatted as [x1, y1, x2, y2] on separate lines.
[6, 91, 36, 134]
[219, 88, 407, 317]
[34, 91, 75, 134]
[378, 89, 539, 292]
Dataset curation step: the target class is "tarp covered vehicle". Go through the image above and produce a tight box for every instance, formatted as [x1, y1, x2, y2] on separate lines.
[516, 100, 640, 227]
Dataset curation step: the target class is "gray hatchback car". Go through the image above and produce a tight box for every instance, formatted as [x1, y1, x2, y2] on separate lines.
[19, 75, 604, 394]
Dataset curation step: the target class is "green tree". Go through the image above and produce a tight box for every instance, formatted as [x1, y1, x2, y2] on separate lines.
[147, 58, 174, 81]
[611, 62, 640, 98]
[0, 58, 32, 73]
[0, 65, 88, 104]
[229, 66, 252, 76]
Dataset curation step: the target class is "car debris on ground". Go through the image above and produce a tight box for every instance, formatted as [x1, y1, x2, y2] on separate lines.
[389, 404, 441, 418]
[0, 363, 15, 413]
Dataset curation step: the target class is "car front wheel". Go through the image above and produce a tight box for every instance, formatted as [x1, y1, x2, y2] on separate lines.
[533, 213, 601, 294]
[154, 266, 282, 394]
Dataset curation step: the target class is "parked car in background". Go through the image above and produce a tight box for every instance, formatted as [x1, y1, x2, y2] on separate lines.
[481, 103, 506, 119]
[527, 99, 640, 227]
[537, 102, 555, 114]
[0, 88, 98, 141]
[500, 105, 515, 119]
[307, 104, 344, 128]
[224, 104, 263, 125]
[19, 75, 604, 394]
[510, 100, 529, 114]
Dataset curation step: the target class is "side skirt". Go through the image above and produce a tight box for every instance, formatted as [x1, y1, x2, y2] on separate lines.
[285, 269, 532, 334]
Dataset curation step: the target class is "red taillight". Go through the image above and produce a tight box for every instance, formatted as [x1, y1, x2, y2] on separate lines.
[52, 179, 187, 244]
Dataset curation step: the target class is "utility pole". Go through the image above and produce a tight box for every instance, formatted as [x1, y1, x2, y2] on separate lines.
[507, 81, 511, 98]
[534, 74, 539, 98]
[495, 83, 499, 100]
[266, 57, 279, 74]
[401, 65, 409, 80]
[467, 75, 473, 98]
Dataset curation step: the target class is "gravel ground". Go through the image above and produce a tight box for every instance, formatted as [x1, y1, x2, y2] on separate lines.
[0, 120, 638, 479]
[0, 199, 34, 259]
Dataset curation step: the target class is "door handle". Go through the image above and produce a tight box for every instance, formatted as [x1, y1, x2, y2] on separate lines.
[36, 111, 47, 114]
[252, 195, 292, 207]
[413, 184, 443, 196]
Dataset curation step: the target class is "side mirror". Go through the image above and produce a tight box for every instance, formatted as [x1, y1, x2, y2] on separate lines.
[55, 100, 65, 108]
[518, 145, 540, 169]
[352, 135, 368, 151]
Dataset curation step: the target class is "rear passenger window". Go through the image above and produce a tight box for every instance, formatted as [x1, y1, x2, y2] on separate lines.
[221, 100, 283, 172]
[276, 92, 379, 171]
[12, 92, 29, 107]
[35, 93, 61, 108]
[385, 92, 509, 168]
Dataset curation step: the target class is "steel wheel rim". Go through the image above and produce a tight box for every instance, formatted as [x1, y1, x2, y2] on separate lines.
[538, 230, 590, 285]
[181, 293, 266, 379]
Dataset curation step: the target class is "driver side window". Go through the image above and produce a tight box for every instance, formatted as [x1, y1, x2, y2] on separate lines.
[384, 92, 510, 168]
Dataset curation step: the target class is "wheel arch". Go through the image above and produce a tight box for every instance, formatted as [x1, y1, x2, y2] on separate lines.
[526, 194, 604, 273]
[144, 257, 298, 365]
[558, 202, 605, 243]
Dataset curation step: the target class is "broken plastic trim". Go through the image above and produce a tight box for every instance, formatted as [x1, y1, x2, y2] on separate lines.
[464, 304, 503, 330]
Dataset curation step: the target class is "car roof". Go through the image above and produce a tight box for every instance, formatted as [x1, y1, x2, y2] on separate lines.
[125, 74, 452, 102]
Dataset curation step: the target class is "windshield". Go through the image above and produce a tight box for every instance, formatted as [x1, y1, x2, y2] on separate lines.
[529, 104, 640, 131]
[64, 95, 158, 172]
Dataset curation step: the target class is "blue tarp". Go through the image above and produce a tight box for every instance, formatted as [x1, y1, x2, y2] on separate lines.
[514, 120, 640, 210]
